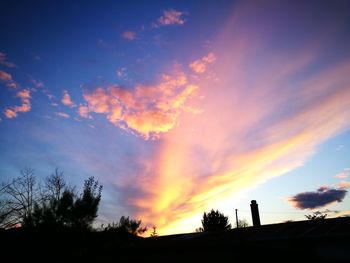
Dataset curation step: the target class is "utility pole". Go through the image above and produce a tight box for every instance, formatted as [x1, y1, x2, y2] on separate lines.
[235, 209, 239, 228]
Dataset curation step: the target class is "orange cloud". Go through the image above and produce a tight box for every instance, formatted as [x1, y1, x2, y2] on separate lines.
[122, 31, 136, 41]
[337, 181, 350, 189]
[0, 70, 12, 81]
[61, 90, 76, 107]
[157, 9, 186, 26]
[189, 52, 216, 74]
[3, 89, 31, 119]
[78, 105, 90, 118]
[3, 108, 17, 119]
[83, 71, 198, 139]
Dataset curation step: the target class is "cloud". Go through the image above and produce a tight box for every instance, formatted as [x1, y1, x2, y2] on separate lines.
[31, 79, 44, 88]
[189, 52, 216, 74]
[157, 9, 186, 26]
[0, 70, 13, 81]
[3, 108, 17, 119]
[125, 3, 350, 234]
[0, 52, 16, 68]
[83, 70, 198, 139]
[288, 186, 347, 209]
[78, 104, 90, 118]
[122, 31, 136, 41]
[61, 90, 76, 107]
[3, 89, 31, 119]
[337, 181, 350, 189]
[0, 70, 17, 89]
[334, 168, 350, 179]
[116, 68, 126, 78]
[55, 112, 70, 119]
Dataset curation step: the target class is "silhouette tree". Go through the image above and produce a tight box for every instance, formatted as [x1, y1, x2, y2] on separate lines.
[71, 176, 102, 229]
[200, 209, 231, 232]
[150, 225, 158, 237]
[305, 211, 327, 220]
[116, 216, 147, 236]
[0, 168, 39, 228]
[236, 219, 249, 228]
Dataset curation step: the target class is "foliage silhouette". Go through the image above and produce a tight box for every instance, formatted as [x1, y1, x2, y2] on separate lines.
[0, 168, 39, 228]
[114, 216, 147, 236]
[200, 209, 231, 232]
[0, 168, 102, 230]
[150, 225, 158, 237]
[305, 211, 327, 220]
[236, 219, 249, 228]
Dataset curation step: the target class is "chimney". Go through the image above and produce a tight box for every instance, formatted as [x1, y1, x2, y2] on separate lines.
[250, 200, 261, 227]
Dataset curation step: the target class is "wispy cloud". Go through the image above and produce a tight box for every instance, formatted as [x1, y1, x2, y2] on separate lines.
[156, 9, 186, 27]
[55, 112, 70, 119]
[61, 90, 76, 107]
[288, 186, 347, 209]
[122, 31, 136, 41]
[31, 79, 44, 88]
[116, 67, 126, 78]
[335, 168, 350, 179]
[0, 52, 16, 68]
[3, 89, 31, 119]
[83, 70, 198, 139]
[189, 52, 216, 74]
[337, 181, 350, 189]
[0, 70, 12, 81]
[78, 104, 90, 119]
[0, 70, 17, 89]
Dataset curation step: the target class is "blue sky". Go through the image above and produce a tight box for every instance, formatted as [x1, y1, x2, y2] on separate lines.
[1, 0, 350, 234]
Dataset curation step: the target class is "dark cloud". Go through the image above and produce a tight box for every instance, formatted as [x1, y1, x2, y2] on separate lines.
[289, 186, 347, 209]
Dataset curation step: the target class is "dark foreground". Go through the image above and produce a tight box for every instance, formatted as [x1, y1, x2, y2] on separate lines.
[1, 217, 349, 262]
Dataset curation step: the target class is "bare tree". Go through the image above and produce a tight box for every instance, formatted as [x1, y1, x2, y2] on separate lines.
[43, 168, 67, 202]
[0, 168, 39, 228]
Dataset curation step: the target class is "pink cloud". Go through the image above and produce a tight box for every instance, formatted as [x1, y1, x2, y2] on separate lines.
[3, 89, 31, 119]
[83, 71, 198, 139]
[189, 52, 216, 74]
[61, 90, 76, 107]
[55, 112, 70, 119]
[122, 31, 136, 41]
[337, 181, 350, 189]
[335, 169, 349, 179]
[0, 52, 16, 68]
[6, 82, 17, 89]
[78, 105, 90, 118]
[3, 108, 17, 119]
[0, 70, 12, 81]
[158, 9, 186, 26]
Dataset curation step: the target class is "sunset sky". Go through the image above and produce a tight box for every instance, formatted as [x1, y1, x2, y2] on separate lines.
[1, 0, 350, 235]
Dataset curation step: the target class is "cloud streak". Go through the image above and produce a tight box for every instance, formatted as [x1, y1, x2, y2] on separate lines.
[288, 186, 347, 210]
[123, 2, 350, 234]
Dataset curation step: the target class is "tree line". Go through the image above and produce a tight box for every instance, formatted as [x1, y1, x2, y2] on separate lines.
[1, 168, 327, 236]
[0, 168, 148, 235]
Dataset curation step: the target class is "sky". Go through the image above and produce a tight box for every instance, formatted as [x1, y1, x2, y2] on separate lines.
[1, 0, 350, 235]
